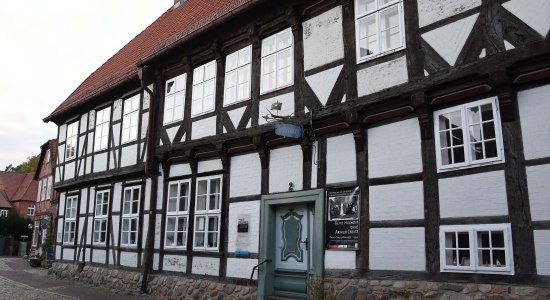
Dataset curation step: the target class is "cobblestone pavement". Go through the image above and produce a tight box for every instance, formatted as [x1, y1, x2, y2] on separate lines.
[0, 256, 147, 300]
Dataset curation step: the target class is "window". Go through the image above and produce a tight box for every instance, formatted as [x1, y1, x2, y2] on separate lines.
[192, 61, 216, 116]
[45, 149, 50, 163]
[434, 97, 504, 171]
[440, 224, 514, 275]
[27, 205, 35, 216]
[121, 186, 140, 246]
[64, 196, 78, 244]
[46, 176, 52, 200]
[224, 45, 252, 105]
[121, 95, 140, 144]
[41, 178, 48, 201]
[0, 210, 7, 217]
[164, 74, 187, 125]
[65, 121, 79, 160]
[93, 190, 110, 244]
[355, 0, 405, 62]
[94, 107, 111, 151]
[37, 180, 42, 202]
[261, 28, 293, 94]
[165, 180, 190, 248]
[193, 176, 222, 251]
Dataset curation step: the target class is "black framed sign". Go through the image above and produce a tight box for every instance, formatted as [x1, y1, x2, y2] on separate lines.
[326, 186, 360, 250]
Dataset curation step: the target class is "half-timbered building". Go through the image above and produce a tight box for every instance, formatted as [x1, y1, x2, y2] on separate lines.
[45, 0, 550, 298]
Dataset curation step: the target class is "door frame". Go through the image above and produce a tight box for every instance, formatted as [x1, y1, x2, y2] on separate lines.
[258, 189, 325, 299]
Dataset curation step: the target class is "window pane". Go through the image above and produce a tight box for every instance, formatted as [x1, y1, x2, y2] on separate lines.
[470, 124, 482, 143]
[493, 250, 506, 267]
[198, 180, 207, 195]
[478, 231, 490, 248]
[357, 0, 376, 15]
[178, 218, 186, 231]
[262, 35, 277, 56]
[468, 106, 481, 124]
[208, 216, 218, 231]
[277, 49, 293, 87]
[453, 146, 465, 163]
[166, 80, 175, 95]
[193, 67, 204, 85]
[175, 75, 186, 92]
[380, 6, 400, 51]
[208, 233, 218, 248]
[379, 0, 398, 6]
[209, 195, 220, 211]
[483, 122, 496, 140]
[196, 216, 206, 231]
[445, 249, 457, 266]
[277, 30, 292, 50]
[452, 129, 464, 146]
[197, 195, 207, 211]
[167, 217, 176, 231]
[481, 104, 494, 121]
[239, 47, 251, 65]
[458, 250, 471, 266]
[177, 232, 185, 246]
[478, 249, 491, 267]
[204, 62, 216, 80]
[195, 232, 205, 247]
[358, 16, 377, 57]
[471, 142, 484, 160]
[226, 52, 238, 71]
[166, 232, 175, 246]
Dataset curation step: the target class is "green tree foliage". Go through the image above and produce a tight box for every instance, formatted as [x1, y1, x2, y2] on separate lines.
[3, 155, 40, 173]
[0, 212, 33, 240]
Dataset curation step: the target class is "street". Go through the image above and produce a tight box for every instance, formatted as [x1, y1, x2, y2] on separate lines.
[0, 257, 149, 300]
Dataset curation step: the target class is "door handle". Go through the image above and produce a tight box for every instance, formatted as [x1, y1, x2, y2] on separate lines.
[300, 238, 309, 251]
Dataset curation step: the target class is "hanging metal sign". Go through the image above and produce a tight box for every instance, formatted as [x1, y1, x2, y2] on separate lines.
[326, 186, 360, 250]
[275, 122, 302, 139]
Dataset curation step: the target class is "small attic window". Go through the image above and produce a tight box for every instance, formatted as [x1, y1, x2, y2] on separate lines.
[173, 0, 187, 9]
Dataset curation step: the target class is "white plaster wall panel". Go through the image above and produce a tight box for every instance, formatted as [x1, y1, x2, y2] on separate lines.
[302, 5, 344, 71]
[141, 215, 149, 248]
[269, 146, 303, 193]
[143, 91, 151, 110]
[87, 248, 92, 263]
[153, 253, 160, 271]
[228, 201, 261, 253]
[370, 181, 424, 221]
[58, 125, 67, 143]
[227, 258, 259, 279]
[191, 116, 217, 140]
[143, 179, 151, 211]
[417, 0, 481, 27]
[78, 159, 85, 177]
[326, 134, 357, 184]
[56, 219, 64, 243]
[79, 188, 88, 214]
[325, 251, 356, 269]
[227, 106, 247, 129]
[156, 168, 164, 210]
[141, 112, 148, 139]
[439, 171, 508, 218]
[229, 153, 261, 198]
[112, 123, 121, 147]
[87, 133, 94, 153]
[120, 144, 138, 168]
[63, 248, 75, 261]
[534, 230, 550, 275]
[198, 159, 223, 173]
[78, 135, 86, 158]
[88, 187, 96, 214]
[120, 252, 138, 268]
[80, 113, 88, 133]
[109, 150, 116, 170]
[59, 193, 66, 216]
[86, 216, 93, 245]
[311, 141, 318, 189]
[166, 126, 178, 143]
[57, 144, 65, 164]
[85, 157, 92, 175]
[154, 214, 162, 249]
[368, 118, 423, 178]
[526, 164, 550, 221]
[504, 40, 515, 50]
[111, 216, 120, 247]
[112, 183, 122, 213]
[56, 166, 62, 183]
[357, 56, 408, 96]
[64, 162, 76, 180]
[112, 99, 122, 121]
[170, 163, 192, 177]
[369, 227, 426, 271]
[92, 249, 106, 264]
[88, 110, 96, 130]
[503, 0, 550, 37]
[55, 246, 62, 260]
[192, 257, 220, 276]
[422, 14, 479, 66]
[518, 85, 550, 160]
[77, 217, 86, 249]
[259, 92, 294, 125]
[306, 65, 343, 106]
[93, 153, 108, 173]
[163, 255, 187, 272]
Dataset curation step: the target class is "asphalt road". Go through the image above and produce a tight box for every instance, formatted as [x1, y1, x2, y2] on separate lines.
[0, 256, 150, 300]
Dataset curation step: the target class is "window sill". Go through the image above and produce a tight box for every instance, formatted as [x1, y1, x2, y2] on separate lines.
[260, 82, 294, 97]
[223, 97, 251, 108]
[441, 268, 514, 275]
[191, 109, 216, 119]
[163, 119, 184, 127]
[356, 46, 406, 65]
[437, 159, 505, 173]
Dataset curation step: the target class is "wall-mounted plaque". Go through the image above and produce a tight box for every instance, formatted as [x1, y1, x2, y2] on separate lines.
[326, 186, 360, 250]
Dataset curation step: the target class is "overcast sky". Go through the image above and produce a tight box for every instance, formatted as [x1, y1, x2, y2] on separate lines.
[0, 1, 170, 171]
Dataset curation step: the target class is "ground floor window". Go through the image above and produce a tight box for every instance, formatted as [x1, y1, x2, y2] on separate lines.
[63, 196, 78, 244]
[93, 190, 110, 244]
[440, 224, 513, 275]
[121, 186, 140, 246]
[0, 210, 8, 217]
[165, 179, 190, 249]
[193, 175, 222, 251]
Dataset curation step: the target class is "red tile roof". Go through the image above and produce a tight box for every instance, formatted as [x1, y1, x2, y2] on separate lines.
[0, 191, 11, 209]
[0, 172, 37, 203]
[45, 0, 254, 122]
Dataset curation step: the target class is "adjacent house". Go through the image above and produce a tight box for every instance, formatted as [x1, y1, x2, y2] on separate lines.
[0, 172, 37, 218]
[44, 0, 550, 298]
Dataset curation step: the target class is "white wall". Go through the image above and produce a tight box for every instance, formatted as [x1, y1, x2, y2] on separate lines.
[357, 56, 408, 96]
[302, 5, 344, 71]
[269, 145, 303, 193]
[192, 116, 216, 140]
[227, 258, 259, 279]
[192, 257, 219, 276]
[92, 249, 106, 264]
[325, 251, 356, 269]
[526, 164, 550, 221]
[502, 0, 550, 37]
[259, 93, 294, 125]
[439, 171, 508, 218]
[197, 159, 223, 173]
[120, 252, 138, 268]
[326, 134, 357, 184]
[518, 84, 550, 160]
[170, 163, 192, 177]
[417, 0, 481, 27]
[63, 248, 75, 261]
[163, 255, 187, 272]
[93, 153, 108, 173]
[369, 227, 426, 271]
[370, 181, 424, 221]
[120, 144, 138, 168]
[112, 183, 122, 213]
[65, 162, 75, 180]
[534, 230, 550, 275]
[228, 201, 260, 253]
[368, 118, 422, 178]
[230, 153, 261, 198]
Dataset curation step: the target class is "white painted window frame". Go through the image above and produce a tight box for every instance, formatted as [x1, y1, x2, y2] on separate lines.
[94, 106, 111, 152]
[354, 0, 406, 63]
[63, 195, 78, 244]
[191, 61, 217, 117]
[224, 45, 252, 106]
[65, 121, 79, 161]
[27, 204, 35, 216]
[440, 224, 514, 275]
[434, 97, 505, 172]
[0, 210, 7, 217]
[193, 175, 222, 251]
[165, 179, 191, 249]
[260, 28, 294, 95]
[93, 190, 110, 245]
[163, 73, 187, 125]
[121, 94, 141, 144]
[121, 186, 140, 247]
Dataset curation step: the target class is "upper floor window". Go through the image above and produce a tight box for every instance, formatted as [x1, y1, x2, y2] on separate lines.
[224, 45, 252, 105]
[355, 0, 405, 62]
[164, 73, 187, 125]
[194, 175, 222, 251]
[45, 149, 50, 163]
[37, 180, 42, 202]
[41, 178, 48, 201]
[440, 224, 513, 275]
[192, 61, 216, 117]
[94, 107, 111, 151]
[64, 196, 78, 244]
[165, 180, 190, 249]
[93, 190, 110, 244]
[261, 28, 293, 94]
[27, 204, 35, 216]
[121, 186, 140, 246]
[46, 176, 52, 200]
[121, 95, 140, 144]
[65, 121, 79, 160]
[434, 97, 504, 172]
